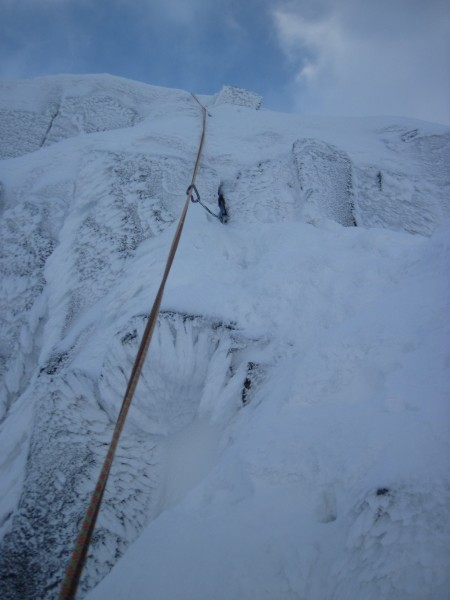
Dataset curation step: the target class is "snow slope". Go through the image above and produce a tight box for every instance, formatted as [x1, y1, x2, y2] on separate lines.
[0, 74, 449, 600]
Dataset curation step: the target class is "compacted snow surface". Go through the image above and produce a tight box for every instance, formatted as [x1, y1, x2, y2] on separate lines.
[0, 75, 449, 600]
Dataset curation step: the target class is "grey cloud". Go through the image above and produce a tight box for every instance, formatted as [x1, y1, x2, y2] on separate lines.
[271, 0, 450, 123]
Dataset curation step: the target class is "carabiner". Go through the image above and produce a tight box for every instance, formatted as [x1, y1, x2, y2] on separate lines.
[186, 184, 200, 203]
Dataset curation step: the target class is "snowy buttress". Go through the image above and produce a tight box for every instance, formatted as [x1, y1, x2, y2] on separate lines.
[0, 75, 449, 600]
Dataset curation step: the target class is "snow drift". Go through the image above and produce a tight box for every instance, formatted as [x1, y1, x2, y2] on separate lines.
[0, 75, 449, 600]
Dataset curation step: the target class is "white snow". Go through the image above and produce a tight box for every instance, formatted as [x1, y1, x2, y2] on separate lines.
[0, 74, 449, 600]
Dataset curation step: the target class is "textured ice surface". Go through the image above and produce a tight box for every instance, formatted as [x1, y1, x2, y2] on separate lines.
[214, 85, 262, 110]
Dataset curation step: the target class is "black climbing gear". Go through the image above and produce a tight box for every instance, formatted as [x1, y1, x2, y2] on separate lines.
[187, 184, 228, 223]
[187, 183, 201, 204]
[218, 192, 228, 224]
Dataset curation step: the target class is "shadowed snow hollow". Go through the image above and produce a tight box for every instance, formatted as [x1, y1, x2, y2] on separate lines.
[0, 312, 261, 598]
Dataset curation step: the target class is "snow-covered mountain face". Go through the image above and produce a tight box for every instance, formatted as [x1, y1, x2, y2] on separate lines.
[0, 75, 449, 600]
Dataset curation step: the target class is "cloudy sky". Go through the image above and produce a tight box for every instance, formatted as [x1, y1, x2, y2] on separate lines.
[1, 0, 449, 124]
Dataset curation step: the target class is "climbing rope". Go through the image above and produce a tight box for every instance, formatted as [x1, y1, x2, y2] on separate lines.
[58, 93, 207, 600]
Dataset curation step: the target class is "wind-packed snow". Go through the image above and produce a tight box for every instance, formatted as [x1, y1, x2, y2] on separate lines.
[0, 74, 449, 600]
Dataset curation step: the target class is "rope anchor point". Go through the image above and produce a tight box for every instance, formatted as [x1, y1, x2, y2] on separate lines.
[188, 184, 229, 224]
[187, 184, 200, 203]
